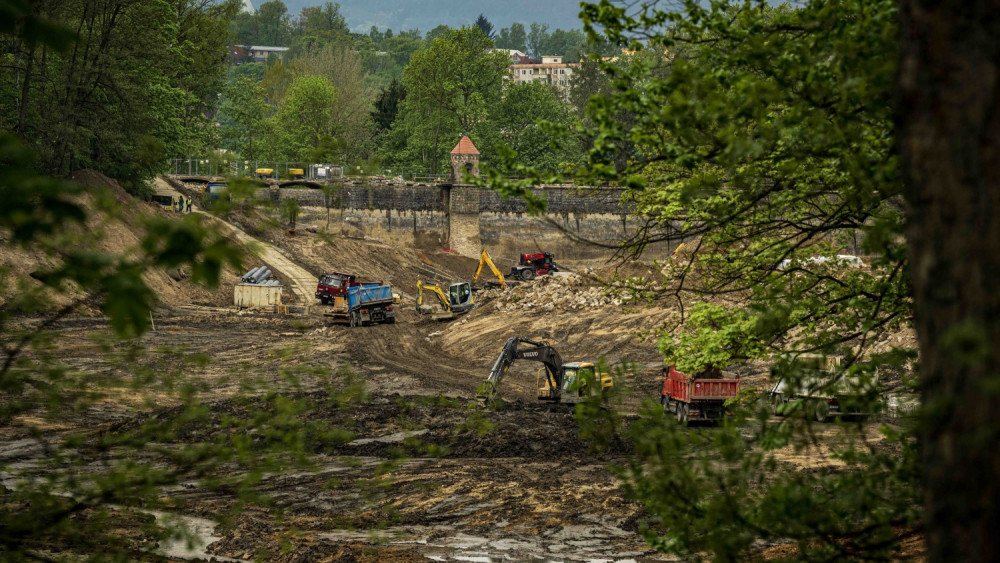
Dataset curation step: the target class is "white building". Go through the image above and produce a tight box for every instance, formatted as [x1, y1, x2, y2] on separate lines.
[508, 55, 578, 92]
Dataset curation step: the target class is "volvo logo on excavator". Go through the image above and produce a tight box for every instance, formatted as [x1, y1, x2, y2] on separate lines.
[522, 351, 539, 358]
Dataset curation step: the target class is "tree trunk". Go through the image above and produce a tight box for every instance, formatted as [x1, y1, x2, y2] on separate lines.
[897, 1, 1000, 561]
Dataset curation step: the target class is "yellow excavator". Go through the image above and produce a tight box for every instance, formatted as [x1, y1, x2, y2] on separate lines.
[480, 337, 615, 404]
[416, 280, 475, 320]
[472, 249, 507, 290]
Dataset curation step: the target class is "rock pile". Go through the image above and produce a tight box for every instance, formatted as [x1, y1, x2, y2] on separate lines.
[485, 273, 635, 313]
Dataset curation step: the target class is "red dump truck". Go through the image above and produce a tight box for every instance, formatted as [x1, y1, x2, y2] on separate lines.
[661, 366, 740, 423]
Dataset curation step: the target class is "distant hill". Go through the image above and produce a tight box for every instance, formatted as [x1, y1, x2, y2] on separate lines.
[265, 0, 588, 33]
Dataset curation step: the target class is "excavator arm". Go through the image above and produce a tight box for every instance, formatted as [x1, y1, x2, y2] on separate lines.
[481, 337, 564, 403]
[473, 249, 506, 290]
[416, 280, 451, 312]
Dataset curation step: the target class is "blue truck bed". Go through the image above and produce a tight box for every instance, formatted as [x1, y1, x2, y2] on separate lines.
[347, 284, 394, 309]
[346, 284, 396, 327]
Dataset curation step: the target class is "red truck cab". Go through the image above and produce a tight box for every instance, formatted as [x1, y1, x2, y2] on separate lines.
[661, 366, 740, 423]
[315, 272, 359, 305]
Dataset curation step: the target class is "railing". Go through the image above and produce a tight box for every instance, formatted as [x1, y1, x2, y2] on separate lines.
[168, 159, 455, 183]
[168, 159, 344, 180]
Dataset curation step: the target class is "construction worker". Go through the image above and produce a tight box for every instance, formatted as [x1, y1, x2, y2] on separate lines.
[185, 195, 192, 213]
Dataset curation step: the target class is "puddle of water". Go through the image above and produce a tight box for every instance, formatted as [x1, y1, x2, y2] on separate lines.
[147, 510, 248, 563]
[348, 429, 429, 446]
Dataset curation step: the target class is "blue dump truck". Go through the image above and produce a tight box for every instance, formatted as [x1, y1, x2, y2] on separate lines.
[347, 284, 396, 327]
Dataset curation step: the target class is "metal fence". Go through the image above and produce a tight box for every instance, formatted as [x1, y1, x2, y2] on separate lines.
[169, 159, 343, 180]
[168, 159, 449, 183]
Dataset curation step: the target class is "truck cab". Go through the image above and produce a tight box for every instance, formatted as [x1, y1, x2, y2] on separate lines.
[315, 272, 358, 305]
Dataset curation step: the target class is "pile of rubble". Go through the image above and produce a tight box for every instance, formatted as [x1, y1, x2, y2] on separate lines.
[485, 273, 636, 313]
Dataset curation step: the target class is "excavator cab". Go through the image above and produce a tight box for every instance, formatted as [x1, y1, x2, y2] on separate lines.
[537, 362, 614, 402]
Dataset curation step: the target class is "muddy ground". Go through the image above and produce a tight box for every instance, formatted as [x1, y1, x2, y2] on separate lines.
[0, 174, 918, 561]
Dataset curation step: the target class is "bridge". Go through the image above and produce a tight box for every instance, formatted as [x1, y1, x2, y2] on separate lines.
[175, 176, 325, 190]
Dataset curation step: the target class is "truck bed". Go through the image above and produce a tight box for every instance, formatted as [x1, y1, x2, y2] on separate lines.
[347, 285, 395, 309]
[666, 366, 740, 403]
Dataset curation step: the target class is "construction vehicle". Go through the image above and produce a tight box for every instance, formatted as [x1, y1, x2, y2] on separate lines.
[288, 168, 305, 179]
[415, 280, 475, 320]
[769, 354, 879, 421]
[346, 284, 396, 327]
[481, 337, 614, 404]
[255, 168, 274, 179]
[509, 252, 558, 281]
[316, 272, 361, 306]
[472, 249, 507, 290]
[661, 366, 740, 423]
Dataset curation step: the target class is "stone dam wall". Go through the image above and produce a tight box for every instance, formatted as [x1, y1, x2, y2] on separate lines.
[175, 177, 669, 262]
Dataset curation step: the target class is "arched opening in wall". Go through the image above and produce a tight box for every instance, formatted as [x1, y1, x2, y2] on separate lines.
[465, 162, 473, 176]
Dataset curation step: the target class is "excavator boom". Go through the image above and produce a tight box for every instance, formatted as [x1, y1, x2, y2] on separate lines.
[473, 249, 506, 290]
[482, 337, 564, 403]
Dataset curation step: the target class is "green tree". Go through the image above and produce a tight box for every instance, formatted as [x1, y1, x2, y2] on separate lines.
[372, 78, 406, 134]
[386, 27, 509, 174]
[424, 24, 451, 43]
[495, 22, 527, 52]
[220, 76, 274, 160]
[477, 81, 580, 173]
[527, 22, 549, 58]
[295, 44, 374, 162]
[485, 0, 920, 559]
[277, 75, 338, 160]
[473, 13, 495, 40]
[256, 0, 290, 45]
[0, 0, 239, 191]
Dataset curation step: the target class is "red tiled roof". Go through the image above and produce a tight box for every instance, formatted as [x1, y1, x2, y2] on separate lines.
[451, 135, 480, 155]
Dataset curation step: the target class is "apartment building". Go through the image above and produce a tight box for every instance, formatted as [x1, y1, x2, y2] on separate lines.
[508, 55, 579, 92]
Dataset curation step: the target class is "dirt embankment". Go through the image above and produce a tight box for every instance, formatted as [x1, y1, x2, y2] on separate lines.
[0, 171, 242, 312]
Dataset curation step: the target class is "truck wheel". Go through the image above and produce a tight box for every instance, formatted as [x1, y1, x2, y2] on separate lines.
[387, 316, 395, 324]
[349, 311, 356, 327]
[677, 403, 688, 424]
[520, 269, 535, 281]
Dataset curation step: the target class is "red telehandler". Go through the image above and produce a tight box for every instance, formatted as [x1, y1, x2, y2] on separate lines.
[509, 252, 559, 281]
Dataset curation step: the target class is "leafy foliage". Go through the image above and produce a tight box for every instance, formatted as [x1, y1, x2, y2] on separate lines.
[480, 0, 921, 558]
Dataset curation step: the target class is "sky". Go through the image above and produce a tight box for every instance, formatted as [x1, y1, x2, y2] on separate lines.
[267, 0, 589, 33]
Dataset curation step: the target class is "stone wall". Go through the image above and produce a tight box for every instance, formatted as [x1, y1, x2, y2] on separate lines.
[180, 177, 658, 260]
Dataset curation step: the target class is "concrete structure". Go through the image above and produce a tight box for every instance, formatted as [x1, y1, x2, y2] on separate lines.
[234, 283, 282, 308]
[509, 55, 578, 92]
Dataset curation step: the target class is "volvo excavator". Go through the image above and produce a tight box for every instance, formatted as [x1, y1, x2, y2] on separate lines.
[472, 249, 507, 290]
[416, 280, 475, 320]
[480, 337, 614, 404]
